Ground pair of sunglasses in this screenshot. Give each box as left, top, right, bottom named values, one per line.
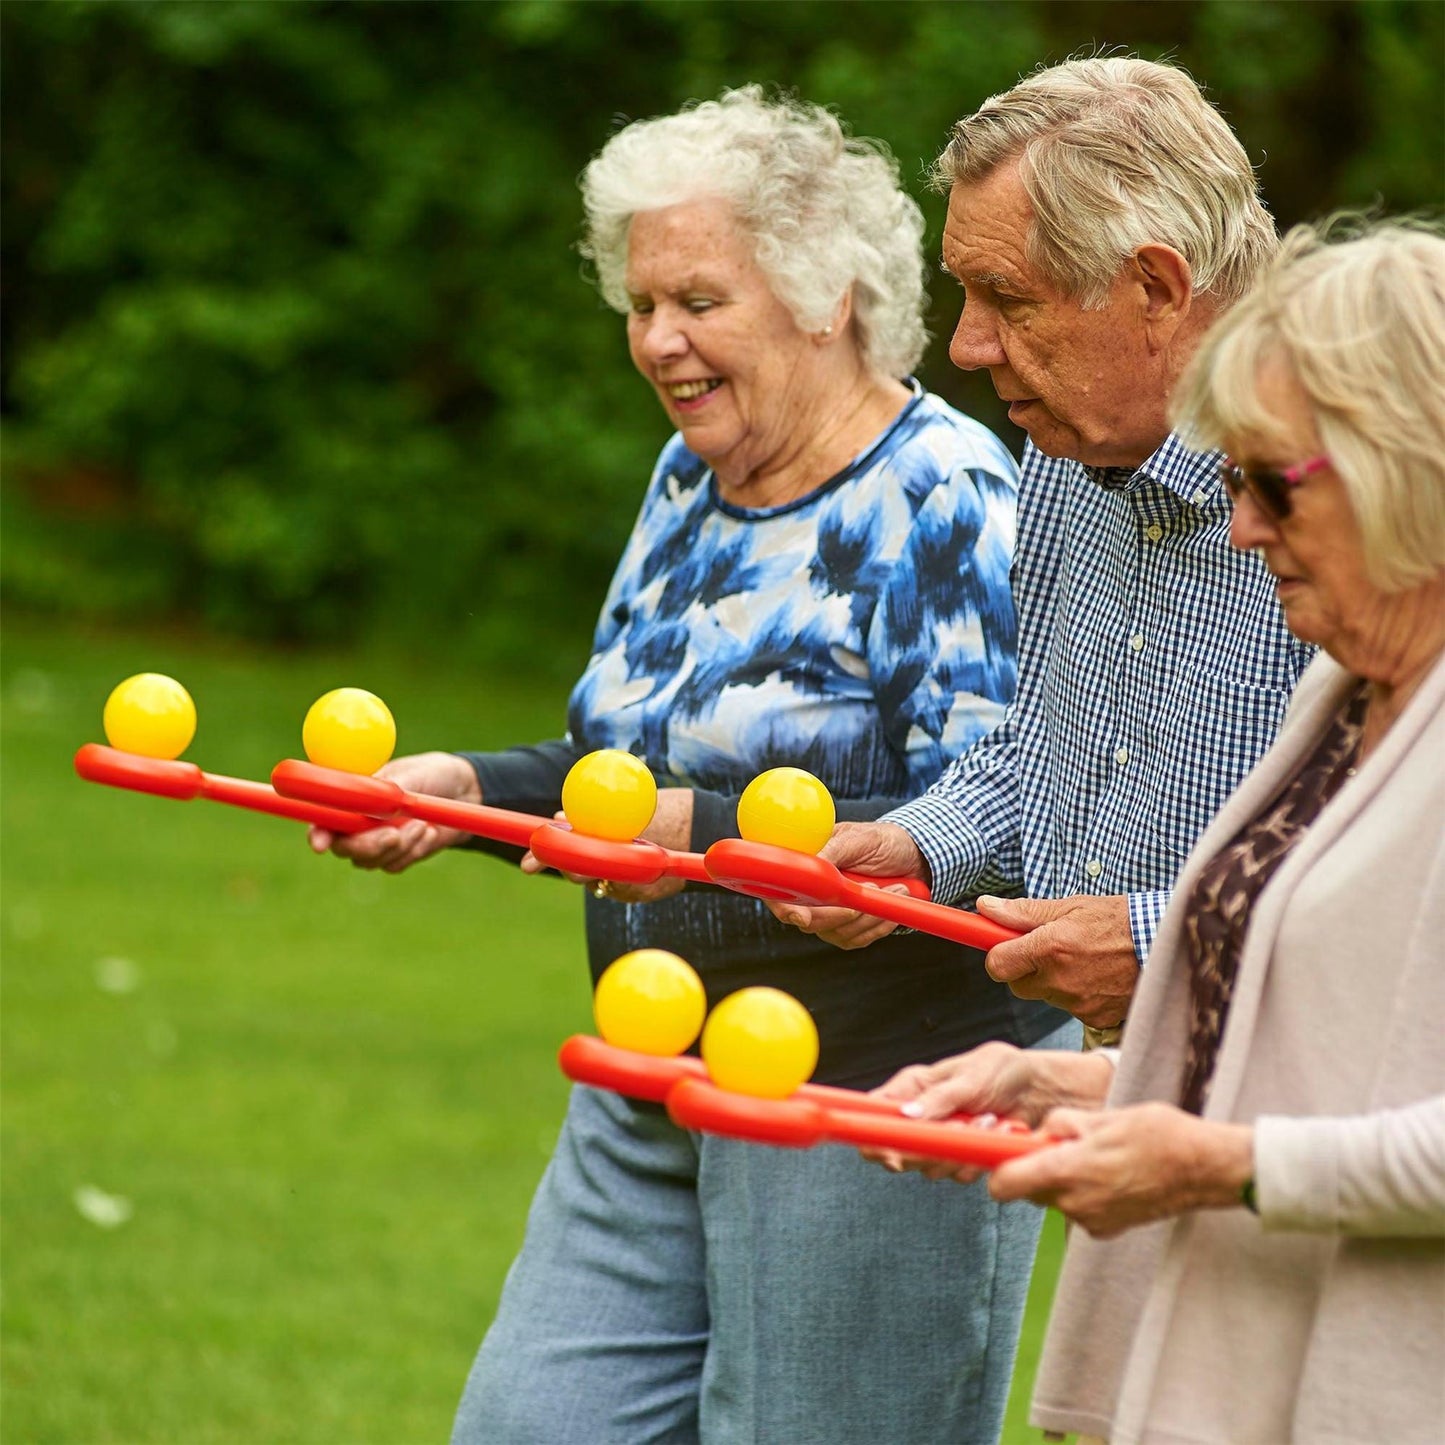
left=1219, top=455, right=1329, bottom=520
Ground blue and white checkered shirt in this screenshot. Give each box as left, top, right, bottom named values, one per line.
left=886, top=432, right=1314, bottom=964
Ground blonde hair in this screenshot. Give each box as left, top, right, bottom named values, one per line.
left=933, top=56, right=1277, bottom=308
left=580, top=86, right=928, bottom=379
left=1173, top=217, right=1445, bottom=591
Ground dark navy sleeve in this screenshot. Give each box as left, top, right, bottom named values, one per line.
left=454, top=739, right=582, bottom=866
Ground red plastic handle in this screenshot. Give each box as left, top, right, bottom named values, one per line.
left=846, top=871, right=930, bottom=900
left=75, top=744, right=376, bottom=834
left=529, top=827, right=927, bottom=900
left=561, top=1034, right=909, bottom=1111
left=527, top=825, right=714, bottom=886
left=665, top=1076, right=1046, bottom=1169
left=268, top=762, right=947, bottom=919
left=703, top=839, right=1017, bottom=951
left=558, top=1035, right=708, bottom=1101
left=554, top=1036, right=1029, bottom=1128
left=270, top=759, right=545, bottom=849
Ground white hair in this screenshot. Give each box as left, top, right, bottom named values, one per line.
left=933, top=56, right=1278, bottom=308
left=1173, top=217, right=1445, bottom=592
left=580, top=86, right=928, bottom=379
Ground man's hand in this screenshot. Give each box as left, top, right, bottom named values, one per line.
left=307, top=751, right=477, bottom=872
left=861, top=1042, right=1114, bottom=1183
left=524, top=787, right=693, bottom=904
left=989, top=1104, right=1256, bottom=1238
left=765, top=822, right=928, bottom=948
left=976, top=894, right=1139, bottom=1029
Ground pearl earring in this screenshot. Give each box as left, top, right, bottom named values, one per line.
left=822, top=325, right=833, bottom=336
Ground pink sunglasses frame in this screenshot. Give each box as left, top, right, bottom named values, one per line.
left=1220, top=454, right=1330, bottom=519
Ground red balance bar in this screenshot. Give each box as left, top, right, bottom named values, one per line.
left=75, top=744, right=375, bottom=834
left=529, top=823, right=927, bottom=898
left=558, top=1033, right=959, bottom=1114
left=703, top=838, right=1018, bottom=952
left=271, top=760, right=930, bottom=903
left=666, top=1077, right=1047, bottom=1170
left=558, top=1035, right=1043, bottom=1171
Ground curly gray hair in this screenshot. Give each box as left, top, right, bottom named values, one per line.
left=934, top=57, right=1278, bottom=309
left=580, top=86, right=928, bottom=379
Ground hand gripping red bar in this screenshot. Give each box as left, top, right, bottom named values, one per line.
left=271, top=759, right=709, bottom=875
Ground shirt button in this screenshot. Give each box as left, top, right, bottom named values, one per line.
left=1129, top=633, right=1145, bottom=652
left=1190, top=488, right=1207, bottom=506
left=1085, top=860, right=1103, bottom=879
left=1145, top=524, right=1163, bottom=542
left=1114, top=747, right=1129, bottom=766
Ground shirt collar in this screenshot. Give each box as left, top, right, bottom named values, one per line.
left=1083, top=431, right=1223, bottom=507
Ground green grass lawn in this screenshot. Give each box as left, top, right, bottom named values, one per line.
left=2, top=615, right=1061, bottom=1443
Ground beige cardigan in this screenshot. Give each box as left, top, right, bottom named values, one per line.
left=1031, top=650, right=1445, bottom=1445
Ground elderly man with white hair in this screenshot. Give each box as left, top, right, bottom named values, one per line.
left=778, top=57, right=1313, bottom=1045
left=878, top=217, right=1445, bottom=1445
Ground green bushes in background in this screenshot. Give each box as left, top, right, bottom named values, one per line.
left=4, top=0, right=1441, bottom=671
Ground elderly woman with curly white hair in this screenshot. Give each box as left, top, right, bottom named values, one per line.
left=309, top=88, right=1074, bottom=1443
left=874, top=219, right=1445, bottom=1444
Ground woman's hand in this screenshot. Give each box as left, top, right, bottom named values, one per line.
left=989, top=1103, right=1255, bottom=1238
left=522, top=787, right=694, bottom=904
left=307, top=751, right=478, bottom=873
left=862, top=1043, right=1115, bottom=1182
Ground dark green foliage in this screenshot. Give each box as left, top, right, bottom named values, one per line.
left=4, top=1, right=1442, bottom=670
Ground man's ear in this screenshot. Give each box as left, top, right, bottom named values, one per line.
left=1132, top=244, right=1193, bottom=349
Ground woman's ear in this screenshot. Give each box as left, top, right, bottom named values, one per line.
left=818, top=286, right=854, bottom=342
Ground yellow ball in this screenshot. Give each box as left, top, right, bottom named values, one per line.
left=736, top=767, right=836, bottom=854
left=594, top=950, right=707, bottom=1056
left=562, top=749, right=657, bottom=841
left=302, top=688, right=397, bottom=775
left=103, top=673, right=197, bottom=760
left=701, top=987, right=819, bottom=1099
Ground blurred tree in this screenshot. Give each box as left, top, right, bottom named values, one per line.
left=3, top=0, right=1441, bottom=673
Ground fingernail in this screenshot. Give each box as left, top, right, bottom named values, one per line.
left=782, top=911, right=805, bottom=928
left=977, top=894, right=1000, bottom=906
left=901, top=1101, right=923, bottom=1118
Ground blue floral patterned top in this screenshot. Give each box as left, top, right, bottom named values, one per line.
left=568, top=384, right=1019, bottom=801
left=468, top=384, right=1068, bottom=1086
